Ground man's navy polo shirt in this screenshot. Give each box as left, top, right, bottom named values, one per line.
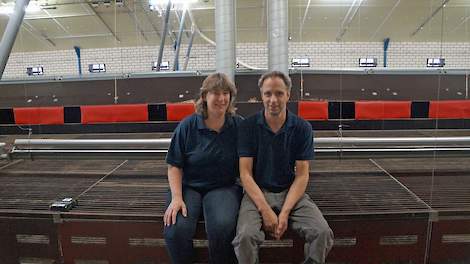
left=238, top=110, right=314, bottom=192
left=166, top=113, right=242, bottom=192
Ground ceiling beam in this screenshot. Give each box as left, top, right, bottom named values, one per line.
left=299, top=0, right=312, bottom=37
left=122, top=1, right=148, bottom=42
left=22, top=21, right=56, bottom=48
left=42, top=8, right=73, bottom=36
left=24, top=13, right=93, bottom=20
left=410, top=0, right=450, bottom=37
left=368, top=0, right=401, bottom=41
left=335, top=0, right=364, bottom=41
left=141, top=7, right=162, bottom=39
left=85, top=2, right=121, bottom=43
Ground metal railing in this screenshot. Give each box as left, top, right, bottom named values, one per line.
left=10, top=137, right=470, bottom=159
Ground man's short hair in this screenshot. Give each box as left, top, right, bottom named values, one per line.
left=258, top=71, right=292, bottom=92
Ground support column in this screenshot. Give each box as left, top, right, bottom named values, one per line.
left=215, top=0, right=236, bottom=81
left=156, top=0, right=172, bottom=71
left=173, top=9, right=186, bottom=71
left=268, top=0, right=288, bottom=74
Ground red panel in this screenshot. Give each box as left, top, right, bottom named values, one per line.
left=59, top=221, right=170, bottom=264
left=355, top=101, right=411, bottom=120
left=298, top=101, right=329, bottom=120
left=81, top=104, right=148, bottom=124
left=429, top=100, right=470, bottom=119
left=0, top=218, right=60, bottom=263
left=13, top=107, right=64, bottom=125
left=166, top=103, right=195, bottom=121
left=327, top=219, right=427, bottom=264
left=429, top=219, right=470, bottom=263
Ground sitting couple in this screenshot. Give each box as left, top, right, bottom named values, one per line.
left=163, top=71, right=334, bottom=264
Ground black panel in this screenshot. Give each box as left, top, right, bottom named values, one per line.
left=64, top=106, right=81, bottom=123
left=236, top=102, right=298, bottom=119
left=0, top=109, right=14, bottom=124
left=411, top=101, right=429, bottom=118
left=0, top=122, right=179, bottom=135
left=0, top=74, right=465, bottom=108
left=301, top=74, right=465, bottom=101
left=309, top=119, right=468, bottom=130
left=328, top=102, right=355, bottom=119
left=149, top=104, right=167, bottom=121
left=236, top=102, right=263, bottom=118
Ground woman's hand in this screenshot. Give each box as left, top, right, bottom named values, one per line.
left=163, top=198, right=187, bottom=226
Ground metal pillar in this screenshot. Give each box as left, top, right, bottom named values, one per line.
left=215, top=0, right=236, bottom=81
left=267, top=0, right=288, bottom=74
left=173, top=9, right=186, bottom=71
left=183, top=25, right=196, bottom=71
left=156, top=0, right=172, bottom=71
left=0, top=0, right=31, bottom=79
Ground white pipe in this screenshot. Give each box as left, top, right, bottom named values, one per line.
left=14, top=139, right=171, bottom=148
left=268, top=0, right=289, bottom=74
left=13, top=137, right=470, bottom=148
left=215, top=0, right=236, bottom=80
left=316, top=137, right=470, bottom=145
left=186, top=9, right=262, bottom=71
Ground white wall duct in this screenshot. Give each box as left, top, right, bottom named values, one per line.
left=215, top=0, right=236, bottom=80
left=268, top=0, right=288, bottom=74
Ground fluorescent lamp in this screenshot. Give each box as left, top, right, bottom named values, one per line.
left=149, top=0, right=197, bottom=10
left=88, top=64, right=106, bottom=73
left=359, top=58, right=377, bottom=67
left=426, top=58, right=445, bottom=67
left=26, top=66, right=44, bottom=76
left=291, top=58, right=310, bottom=67
left=153, top=61, right=169, bottom=71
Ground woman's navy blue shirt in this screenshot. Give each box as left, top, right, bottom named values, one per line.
left=166, top=113, right=242, bottom=192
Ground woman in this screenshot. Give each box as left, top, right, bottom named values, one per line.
left=163, top=73, right=242, bottom=264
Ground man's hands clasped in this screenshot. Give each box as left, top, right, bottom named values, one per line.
left=261, top=208, right=289, bottom=240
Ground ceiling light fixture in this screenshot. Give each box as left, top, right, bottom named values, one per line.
left=149, top=0, right=197, bottom=11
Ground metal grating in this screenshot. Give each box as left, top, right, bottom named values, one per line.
left=71, top=174, right=168, bottom=215
left=71, top=236, right=107, bottom=245
left=1, top=159, right=125, bottom=175
left=16, top=234, right=50, bottom=244
left=0, top=160, right=126, bottom=212
left=19, top=258, right=55, bottom=264
left=308, top=172, right=431, bottom=216
left=396, top=175, right=470, bottom=211
left=442, top=234, right=470, bottom=244
left=128, top=238, right=165, bottom=247
left=379, top=235, right=418, bottom=245
left=0, top=151, right=468, bottom=217
left=333, top=237, right=357, bottom=247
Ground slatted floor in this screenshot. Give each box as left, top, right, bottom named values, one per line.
left=1, top=157, right=469, bottom=216
left=1, top=131, right=470, bottom=263
left=373, top=157, right=470, bottom=214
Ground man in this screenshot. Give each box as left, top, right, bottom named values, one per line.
left=232, top=71, right=334, bottom=264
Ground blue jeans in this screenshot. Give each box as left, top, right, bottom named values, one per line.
left=164, top=184, right=242, bottom=264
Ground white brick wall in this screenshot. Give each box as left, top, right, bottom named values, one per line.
left=3, top=41, right=470, bottom=79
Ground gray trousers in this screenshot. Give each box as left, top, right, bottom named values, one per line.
left=232, top=190, right=334, bottom=264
